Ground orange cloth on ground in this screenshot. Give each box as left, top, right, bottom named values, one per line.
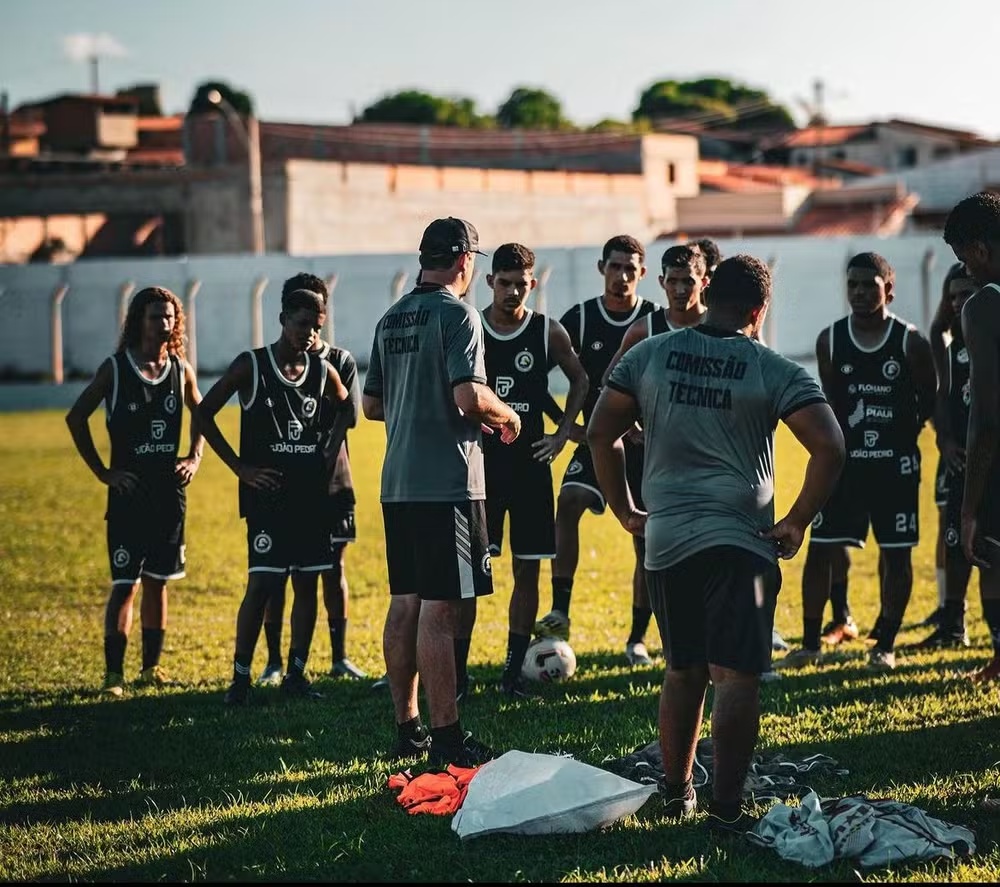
left=387, top=765, right=481, bottom=815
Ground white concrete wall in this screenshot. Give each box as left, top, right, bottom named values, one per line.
left=0, top=232, right=959, bottom=382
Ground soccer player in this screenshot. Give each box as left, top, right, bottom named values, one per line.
left=910, top=263, right=977, bottom=649
left=197, top=288, right=350, bottom=705
left=781, top=252, right=936, bottom=671
left=943, top=191, right=1000, bottom=683
left=589, top=254, right=844, bottom=830
left=534, top=234, right=657, bottom=666
left=480, top=243, right=589, bottom=698
left=363, top=217, right=521, bottom=766
left=692, top=238, right=722, bottom=280
left=257, top=272, right=367, bottom=685
left=66, top=286, right=204, bottom=697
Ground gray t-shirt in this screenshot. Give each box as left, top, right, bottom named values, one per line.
left=364, top=285, right=487, bottom=502
left=606, top=325, right=826, bottom=570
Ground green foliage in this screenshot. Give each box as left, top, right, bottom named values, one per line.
left=496, top=87, right=570, bottom=130
left=188, top=80, right=254, bottom=116
left=0, top=410, right=998, bottom=881
left=357, top=90, right=494, bottom=128
left=633, top=77, right=795, bottom=131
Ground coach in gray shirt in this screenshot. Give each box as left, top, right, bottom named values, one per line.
left=588, top=254, right=844, bottom=831
left=363, top=217, right=520, bottom=768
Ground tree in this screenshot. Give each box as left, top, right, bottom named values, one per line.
left=356, top=90, right=492, bottom=128
left=496, top=87, right=569, bottom=130
left=188, top=81, right=254, bottom=116
left=633, top=77, right=794, bottom=132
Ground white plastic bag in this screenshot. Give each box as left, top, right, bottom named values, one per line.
left=451, top=750, right=657, bottom=840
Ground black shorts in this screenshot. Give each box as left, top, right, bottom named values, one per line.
left=485, top=454, right=555, bottom=559
left=382, top=500, right=494, bottom=602
left=558, top=442, right=645, bottom=513
left=647, top=546, right=781, bottom=675
left=935, top=458, right=951, bottom=508
left=246, top=510, right=332, bottom=575
left=976, top=463, right=1000, bottom=553
left=328, top=488, right=356, bottom=545
left=106, top=485, right=186, bottom=585
left=809, top=454, right=921, bottom=549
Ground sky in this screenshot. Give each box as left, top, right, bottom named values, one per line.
left=3, top=0, right=999, bottom=137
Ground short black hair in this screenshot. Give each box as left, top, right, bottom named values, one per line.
left=707, top=254, right=771, bottom=312
left=492, top=242, right=536, bottom=274
left=944, top=191, right=1000, bottom=247
left=281, top=288, right=325, bottom=314
left=661, top=244, right=707, bottom=277
left=282, top=272, right=328, bottom=302
left=847, top=252, right=894, bottom=286
left=692, top=238, right=722, bottom=269
left=601, top=234, right=645, bottom=264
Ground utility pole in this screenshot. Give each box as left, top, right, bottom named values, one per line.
left=90, top=53, right=100, bottom=93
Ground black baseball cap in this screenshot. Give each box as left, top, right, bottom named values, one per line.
left=419, top=217, right=487, bottom=257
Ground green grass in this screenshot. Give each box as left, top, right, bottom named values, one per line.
left=0, top=407, right=998, bottom=882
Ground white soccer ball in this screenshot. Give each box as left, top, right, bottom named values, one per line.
left=522, top=636, right=577, bottom=683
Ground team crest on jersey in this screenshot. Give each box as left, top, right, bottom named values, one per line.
left=946, top=527, right=960, bottom=547
left=882, top=359, right=901, bottom=380
left=957, top=348, right=969, bottom=364
left=163, top=394, right=178, bottom=415
left=566, top=460, right=583, bottom=476
left=301, top=396, right=318, bottom=418
left=811, top=513, right=823, bottom=530
left=515, top=350, right=535, bottom=372
left=495, top=376, right=515, bottom=398
left=480, top=552, right=492, bottom=576
left=591, top=341, right=604, bottom=351
left=113, top=547, right=130, bottom=568
left=253, top=532, right=273, bottom=554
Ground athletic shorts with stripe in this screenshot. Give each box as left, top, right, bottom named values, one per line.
left=382, top=500, right=494, bottom=601
left=246, top=509, right=333, bottom=575
left=647, top=545, right=781, bottom=675
left=106, top=484, right=186, bottom=585
left=558, top=441, right=645, bottom=513
left=485, top=453, right=555, bottom=559
left=809, top=454, right=920, bottom=548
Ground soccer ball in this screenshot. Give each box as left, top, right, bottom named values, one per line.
left=522, top=636, right=577, bottom=683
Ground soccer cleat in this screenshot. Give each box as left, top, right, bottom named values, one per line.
left=771, top=629, right=790, bottom=652
left=969, top=657, right=1000, bottom=684
left=428, top=731, right=496, bottom=769
left=867, top=648, right=896, bottom=672
left=919, top=606, right=944, bottom=628
left=101, top=672, right=125, bottom=698
left=135, top=664, right=171, bottom=688
left=776, top=647, right=821, bottom=670
left=625, top=641, right=654, bottom=667
left=371, top=673, right=390, bottom=691
left=224, top=679, right=251, bottom=706
left=498, top=675, right=538, bottom=699
left=281, top=671, right=323, bottom=699
left=330, top=658, right=367, bottom=680
left=660, top=784, right=697, bottom=820
left=533, top=609, right=571, bottom=641
left=257, top=663, right=283, bottom=687
left=386, top=730, right=432, bottom=762
left=906, top=626, right=970, bottom=650
left=706, top=809, right=758, bottom=836
left=821, top=617, right=860, bottom=646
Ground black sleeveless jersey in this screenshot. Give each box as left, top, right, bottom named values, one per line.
left=647, top=310, right=703, bottom=337
left=482, top=309, right=550, bottom=458
left=314, top=340, right=357, bottom=496
left=826, top=315, right=920, bottom=462
left=946, top=331, right=971, bottom=448
left=559, top=296, right=655, bottom=421
left=105, top=350, right=183, bottom=479
left=238, top=346, right=329, bottom=517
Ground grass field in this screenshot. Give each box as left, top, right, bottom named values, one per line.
left=0, top=406, right=998, bottom=882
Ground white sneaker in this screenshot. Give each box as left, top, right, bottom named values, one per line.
left=760, top=670, right=782, bottom=683
left=771, top=628, right=790, bottom=652
left=625, top=641, right=654, bottom=666
left=257, top=663, right=283, bottom=686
